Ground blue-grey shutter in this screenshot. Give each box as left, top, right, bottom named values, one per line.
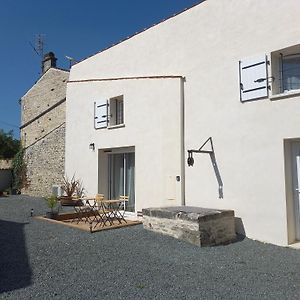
left=94, top=100, right=108, bottom=129
left=239, top=55, right=268, bottom=102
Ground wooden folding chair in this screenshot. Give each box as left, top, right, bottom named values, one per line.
left=117, top=195, right=129, bottom=223
left=94, top=194, right=113, bottom=227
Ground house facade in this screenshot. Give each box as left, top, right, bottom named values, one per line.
left=65, top=0, right=300, bottom=246
left=20, top=53, right=69, bottom=196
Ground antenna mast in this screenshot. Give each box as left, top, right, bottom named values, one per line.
left=35, top=34, right=46, bottom=74
left=35, top=34, right=45, bottom=58
left=29, top=34, right=47, bottom=75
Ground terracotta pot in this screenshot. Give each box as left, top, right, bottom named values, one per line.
left=46, top=211, right=59, bottom=219
left=59, top=196, right=82, bottom=206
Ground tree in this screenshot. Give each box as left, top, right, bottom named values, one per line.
left=0, top=129, right=20, bottom=159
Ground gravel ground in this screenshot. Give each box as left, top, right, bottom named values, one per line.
left=0, top=195, right=300, bottom=300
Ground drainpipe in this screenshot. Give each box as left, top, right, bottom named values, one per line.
left=180, top=77, right=186, bottom=206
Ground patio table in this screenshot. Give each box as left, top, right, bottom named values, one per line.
left=72, top=197, right=128, bottom=229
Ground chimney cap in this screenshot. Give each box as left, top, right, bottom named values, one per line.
left=42, top=51, right=57, bottom=73
left=43, top=52, right=56, bottom=61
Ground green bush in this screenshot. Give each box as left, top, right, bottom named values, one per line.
left=12, top=148, right=28, bottom=190
left=44, top=195, right=58, bottom=213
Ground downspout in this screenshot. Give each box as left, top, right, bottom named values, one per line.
left=180, top=77, right=186, bottom=206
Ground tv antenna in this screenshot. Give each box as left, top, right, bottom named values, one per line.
left=29, top=34, right=46, bottom=74
left=35, top=34, right=45, bottom=58
left=29, top=34, right=46, bottom=58
left=65, top=55, right=78, bottom=69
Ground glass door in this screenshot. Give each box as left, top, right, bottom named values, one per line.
left=108, top=152, right=135, bottom=212
left=292, top=142, right=300, bottom=240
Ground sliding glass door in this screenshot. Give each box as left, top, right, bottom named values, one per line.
left=108, top=152, right=135, bottom=212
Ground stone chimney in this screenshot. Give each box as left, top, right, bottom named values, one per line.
left=42, top=52, right=57, bottom=74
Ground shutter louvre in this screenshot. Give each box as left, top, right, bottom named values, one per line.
left=94, top=100, right=108, bottom=129
left=239, top=55, right=268, bottom=102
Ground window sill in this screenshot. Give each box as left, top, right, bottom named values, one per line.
left=270, top=89, right=300, bottom=101
left=108, top=124, right=125, bottom=130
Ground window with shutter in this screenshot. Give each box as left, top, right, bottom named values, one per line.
left=270, top=44, right=300, bottom=96
left=109, top=96, right=124, bottom=126
left=94, top=99, right=108, bottom=129
left=239, top=55, right=268, bottom=102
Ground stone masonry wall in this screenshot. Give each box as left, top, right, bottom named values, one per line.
left=20, top=67, right=69, bottom=197
left=23, top=124, right=65, bottom=197
left=143, top=215, right=236, bottom=246
left=21, top=102, right=66, bottom=148
left=21, top=69, right=69, bottom=124
left=143, top=207, right=236, bottom=246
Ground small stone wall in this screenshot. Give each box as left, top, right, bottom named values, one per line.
left=0, top=159, right=12, bottom=170
left=143, top=206, right=236, bottom=247
left=0, top=160, right=13, bottom=191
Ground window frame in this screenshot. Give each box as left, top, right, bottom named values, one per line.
left=108, top=95, right=125, bottom=129
left=270, top=44, right=300, bottom=99
left=280, top=53, right=300, bottom=93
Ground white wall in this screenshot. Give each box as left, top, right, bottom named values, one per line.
left=65, top=79, right=183, bottom=212
left=67, top=0, right=300, bottom=245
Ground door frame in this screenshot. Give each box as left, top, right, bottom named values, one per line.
left=107, top=148, right=135, bottom=213
left=284, top=139, right=300, bottom=243
left=291, top=142, right=300, bottom=240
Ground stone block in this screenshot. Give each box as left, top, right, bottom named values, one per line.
left=143, top=206, right=236, bottom=247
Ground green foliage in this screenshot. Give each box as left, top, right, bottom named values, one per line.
left=0, top=129, right=20, bottom=159
left=12, top=148, right=28, bottom=190
left=44, top=195, right=58, bottom=212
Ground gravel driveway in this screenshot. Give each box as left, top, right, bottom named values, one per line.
left=0, top=195, right=300, bottom=299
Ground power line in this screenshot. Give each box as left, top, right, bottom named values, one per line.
left=0, top=120, right=19, bottom=129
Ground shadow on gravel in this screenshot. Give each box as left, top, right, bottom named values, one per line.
left=0, top=219, right=32, bottom=293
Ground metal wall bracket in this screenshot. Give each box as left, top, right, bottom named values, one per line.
left=187, top=137, right=224, bottom=199
left=187, top=137, right=214, bottom=166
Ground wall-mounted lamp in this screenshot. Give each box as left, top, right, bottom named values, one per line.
left=187, top=137, right=214, bottom=167
left=89, top=143, right=95, bottom=151
left=187, top=152, right=194, bottom=166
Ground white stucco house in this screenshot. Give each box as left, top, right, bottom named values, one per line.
left=65, top=0, right=300, bottom=246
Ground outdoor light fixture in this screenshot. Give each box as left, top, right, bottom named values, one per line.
left=187, top=137, right=214, bottom=167
left=187, top=152, right=194, bottom=166
left=89, top=143, right=95, bottom=151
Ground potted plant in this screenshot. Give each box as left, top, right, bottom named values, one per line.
left=60, top=174, right=80, bottom=206
left=45, top=195, right=59, bottom=219
left=75, top=179, right=85, bottom=198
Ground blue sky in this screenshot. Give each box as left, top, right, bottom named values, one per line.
left=0, top=0, right=200, bottom=138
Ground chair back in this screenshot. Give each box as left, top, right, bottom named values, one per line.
left=95, top=194, right=104, bottom=202
left=119, top=195, right=129, bottom=201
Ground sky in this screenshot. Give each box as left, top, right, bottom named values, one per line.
left=0, top=0, right=201, bottom=138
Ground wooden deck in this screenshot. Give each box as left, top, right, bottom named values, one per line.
left=35, top=211, right=142, bottom=233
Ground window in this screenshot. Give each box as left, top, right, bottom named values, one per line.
left=271, top=44, right=300, bottom=96
left=109, top=96, right=124, bottom=126
left=239, top=45, right=300, bottom=100
left=94, top=95, right=124, bottom=129
left=281, top=54, right=300, bottom=92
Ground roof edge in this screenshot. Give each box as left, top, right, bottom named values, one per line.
left=68, top=75, right=185, bottom=84
left=21, top=67, right=69, bottom=100
left=75, top=0, right=205, bottom=66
